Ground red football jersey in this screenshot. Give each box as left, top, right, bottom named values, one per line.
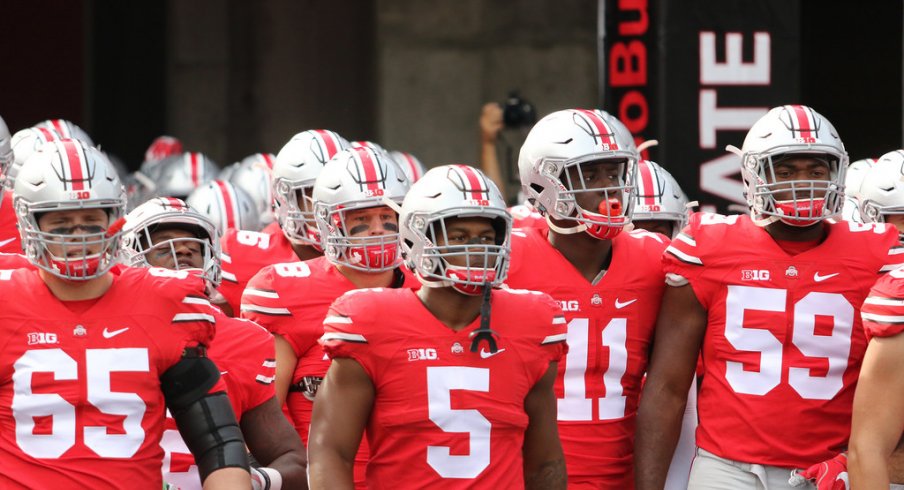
left=0, top=267, right=217, bottom=489
left=0, top=252, right=31, bottom=269
left=218, top=228, right=298, bottom=315
left=0, top=190, right=22, bottom=254
left=509, top=204, right=547, bottom=230
left=261, top=221, right=282, bottom=237
left=862, top=267, right=904, bottom=340
left=320, top=287, right=568, bottom=489
left=241, top=256, right=419, bottom=487
left=162, top=312, right=276, bottom=490
left=505, top=226, right=668, bottom=486
left=664, top=212, right=904, bottom=468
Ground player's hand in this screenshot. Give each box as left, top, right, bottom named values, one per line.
left=788, top=453, right=849, bottom=490
left=480, top=103, right=504, bottom=143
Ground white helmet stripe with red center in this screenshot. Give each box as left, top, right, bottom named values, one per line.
left=188, top=152, right=201, bottom=187
left=50, top=119, right=69, bottom=138
left=35, top=127, right=59, bottom=144
left=214, top=180, right=238, bottom=229
left=58, top=140, right=92, bottom=192
left=636, top=160, right=660, bottom=206
left=574, top=109, right=618, bottom=149
left=785, top=104, right=817, bottom=140
left=314, top=130, right=343, bottom=161
left=449, top=164, right=489, bottom=201
left=351, top=147, right=385, bottom=194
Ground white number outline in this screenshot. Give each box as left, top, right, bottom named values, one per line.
left=558, top=317, right=629, bottom=421
left=12, top=348, right=150, bottom=458
left=426, top=366, right=491, bottom=478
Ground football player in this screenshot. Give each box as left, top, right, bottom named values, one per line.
left=308, top=164, right=567, bottom=489
left=636, top=105, right=904, bottom=490
left=632, top=160, right=690, bottom=239
left=217, top=130, right=349, bottom=315
left=0, top=139, right=249, bottom=488
left=841, top=157, right=876, bottom=223
left=850, top=267, right=904, bottom=489
left=504, top=109, right=687, bottom=488
left=0, top=115, right=18, bottom=253
left=121, top=197, right=306, bottom=490
left=857, top=150, right=904, bottom=242
left=187, top=180, right=262, bottom=234
left=240, top=146, right=418, bottom=488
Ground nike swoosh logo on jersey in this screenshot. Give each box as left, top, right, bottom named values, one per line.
left=480, top=348, right=506, bottom=359
left=813, top=272, right=840, bottom=282
left=614, top=298, right=637, bottom=309
left=0, top=237, right=15, bottom=248
left=102, top=327, right=129, bottom=339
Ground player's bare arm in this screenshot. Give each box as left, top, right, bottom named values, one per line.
left=308, top=357, right=375, bottom=490
left=273, top=334, right=298, bottom=406
left=635, top=283, right=706, bottom=490
left=240, top=396, right=308, bottom=490
left=523, top=363, right=567, bottom=490
left=849, top=334, right=904, bottom=489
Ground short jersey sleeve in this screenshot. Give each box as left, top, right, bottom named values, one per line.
left=532, top=291, right=569, bottom=364
left=862, top=268, right=904, bottom=339
left=218, top=316, right=277, bottom=413
left=320, top=291, right=380, bottom=379
left=239, top=265, right=305, bottom=355
left=141, top=268, right=217, bottom=352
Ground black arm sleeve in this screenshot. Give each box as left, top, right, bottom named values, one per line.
left=161, top=354, right=250, bottom=481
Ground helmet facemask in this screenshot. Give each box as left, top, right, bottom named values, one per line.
left=274, top=178, right=322, bottom=249
left=124, top=219, right=221, bottom=287
left=317, top=202, right=403, bottom=273
left=21, top=205, right=123, bottom=281
left=539, top=155, right=637, bottom=239
left=861, top=203, right=904, bottom=243
left=744, top=152, right=846, bottom=227
left=406, top=211, right=511, bottom=296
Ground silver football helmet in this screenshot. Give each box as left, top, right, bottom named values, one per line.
left=6, top=126, right=62, bottom=188
left=735, top=105, right=847, bottom=227
left=518, top=108, right=638, bottom=239
left=632, top=160, right=689, bottom=238
left=313, top=146, right=410, bottom=272
left=34, top=119, right=95, bottom=147
left=0, top=115, right=12, bottom=185
left=391, top=150, right=427, bottom=183
left=841, top=157, right=876, bottom=223
left=273, top=129, right=350, bottom=246
left=400, top=165, right=510, bottom=295
left=228, top=153, right=276, bottom=227
left=145, top=152, right=220, bottom=200
left=187, top=180, right=261, bottom=234
left=121, top=197, right=221, bottom=287
left=858, top=150, right=904, bottom=240
left=14, top=139, right=125, bottom=280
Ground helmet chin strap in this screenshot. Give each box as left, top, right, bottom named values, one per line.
left=469, top=281, right=499, bottom=354
left=546, top=216, right=587, bottom=235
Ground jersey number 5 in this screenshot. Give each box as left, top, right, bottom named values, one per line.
left=426, top=366, right=490, bottom=479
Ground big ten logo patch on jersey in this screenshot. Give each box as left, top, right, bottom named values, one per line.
left=408, top=348, right=438, bottom=361
left=27, top=332, right=59, bottom=345
left=742, top=269, right=771, bottom=281
left=559, top=299, right=581, bottom=312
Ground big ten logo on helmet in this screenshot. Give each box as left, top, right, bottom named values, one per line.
left=741, top=269, right=770, bottom=281
left=364, top=188, right=384, bottom=197
left=408, top=348, right=438, bottom=361
left=558, top=299, right=581, bottom=312
left=70, top=190, right=92, bottom=200
left=464, top=199, right=490, bottom=207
